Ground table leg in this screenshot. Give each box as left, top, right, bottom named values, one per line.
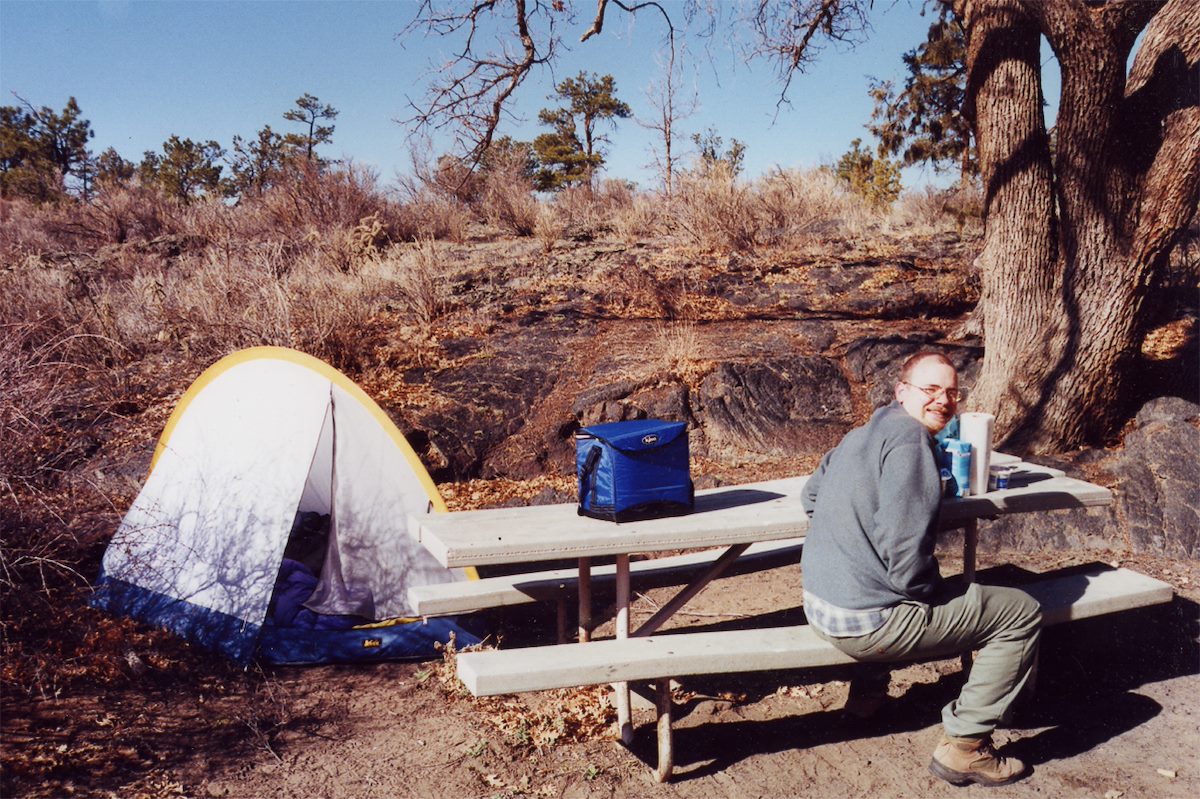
left=963, top=518, right=978, bottom=583
left=614, top=554, right=633, bottom=745
left=654, top=677, right=674, bottom=782
left=556, top=596, right=568, bottom=644
left=961, top=518, right=978, bottom=673
left=578, top=557, right=592, bottom=643
left=634, top=543, right=751, bottom=637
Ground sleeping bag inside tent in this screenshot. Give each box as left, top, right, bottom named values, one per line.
left=90, top=347, right=483, bottom=664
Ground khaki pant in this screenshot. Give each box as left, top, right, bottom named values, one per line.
left=814, top=582, right=1042, bottom=738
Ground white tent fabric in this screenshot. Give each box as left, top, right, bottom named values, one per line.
left=99, top=347, right=464, bottom=654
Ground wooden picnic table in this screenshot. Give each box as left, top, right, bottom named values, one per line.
left=410, top=454, right=1114, bottom=748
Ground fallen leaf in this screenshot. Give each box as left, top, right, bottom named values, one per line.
left=1104, top=790, right=1124, bottom=799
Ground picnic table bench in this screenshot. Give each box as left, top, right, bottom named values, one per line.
left=409, top=537, right=806, bottom=641
left=455, top=565, right=1171, bottom=780
left=411, top=457, right=1174, bottom=781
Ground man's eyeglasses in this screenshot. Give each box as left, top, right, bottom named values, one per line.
left=904, top=382, right=964, bottom=402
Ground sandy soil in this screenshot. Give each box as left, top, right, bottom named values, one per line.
left=6, top=548, right=1196, bottom=799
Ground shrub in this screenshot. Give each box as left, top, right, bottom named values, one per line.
left=0, top=323, right=76, bottom=491
left=479, top=168, right=538, bottom=237
left=755, top=168, right=873, bottom=244
left=0, top=320, right=122, bottom=649
left=159, top=245, right=376, bottom=364
left=612, top=192, right=662, bottom=244
left=888, top=183, right=984, bottom=235
left=533, top=204, right=567, bottom=254
left=248, top=160, right=397, bottom=239
left=550, top=180, right=636, bottom=241
left=671, top=162, right=759, bottom=251
left=382, top=238, right=447, bottom=326
left=552, top=185, right=607, bottom=241
left=0, top=198, right=60, bottom=260
left=1, top=190, right=188, bottom=257
left=399, top=191, right=474, bottom=243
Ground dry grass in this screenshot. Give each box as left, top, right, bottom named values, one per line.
left=671, top=163, right=759, bottom=251
left=478, top=155, right=539, bottom=237
left=653, top=320, right=710, bottom=385
left=383, top=237, right=447, bottom=326
left=612, top=192, right=662, bottom=244
left=888, top=184, right=984, bottom=235
left=668, top=165, right=888, bottom=252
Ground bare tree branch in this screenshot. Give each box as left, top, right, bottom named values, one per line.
left=399, top=0, right=562, bottom=165
left=581, top=0, right=676, bottom=42
left=746, top=0, right=873, bottom=110
left=400, top=0, right=684, bottom=168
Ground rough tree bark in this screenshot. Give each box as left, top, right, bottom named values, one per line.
left=960, top=0, right=1199, bottom=451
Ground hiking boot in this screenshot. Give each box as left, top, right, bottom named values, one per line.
left=929, top=735, right=1028, bottom=787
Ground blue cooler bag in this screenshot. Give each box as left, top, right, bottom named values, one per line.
left=575, top=419, right=694, bottom=522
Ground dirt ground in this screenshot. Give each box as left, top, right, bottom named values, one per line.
left=5, top=546, right=1197, bottom=799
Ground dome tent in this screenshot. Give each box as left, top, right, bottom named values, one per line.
left=91, top=347, right=480, bottom=664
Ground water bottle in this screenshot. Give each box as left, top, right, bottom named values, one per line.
left=941, top=438, right=972, bottom=497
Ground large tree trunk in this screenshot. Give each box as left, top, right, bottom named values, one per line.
left=962, top=0, right=1199, bottom=452
left=959, top=0, right=1061, bottom=446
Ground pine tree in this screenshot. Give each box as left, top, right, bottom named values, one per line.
left=0, top=97, right=94, bottom=201
left=533, top=72, right=631, bottom=191
left=228, top=125, right=290, bottom=198
left=138, top=136, right=225, bottom=202
left=282, top=93, right=338, bottom=163
left=834, top=138, right=902, bottom=208
left=867, top=8, right=974, bottom=185
left=94, top=147, right=135, bottom=189
left=690, top=127, right=746, bottom=177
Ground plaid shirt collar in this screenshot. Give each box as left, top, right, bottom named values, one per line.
left=803, top=590, right=892, bottom=638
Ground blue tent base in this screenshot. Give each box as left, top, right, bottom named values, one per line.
left=256, top=616, right=483, bottom=666
left=92, top=571, right=486, bottom=666
left=91, top=574, right=263, bottom=663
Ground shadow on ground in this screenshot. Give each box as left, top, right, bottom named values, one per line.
left=622, top=596, right=1197, bottom=781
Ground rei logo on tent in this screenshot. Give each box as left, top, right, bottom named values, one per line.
left=641, top=434, right=659, bottom=446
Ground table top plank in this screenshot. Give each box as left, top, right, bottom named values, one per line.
left=413, top=477, right=807, bottom=567
left=412, top=461, right=1111, bottom=568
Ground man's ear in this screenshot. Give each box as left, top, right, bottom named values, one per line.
left=894, top=382, right=905, bottom=402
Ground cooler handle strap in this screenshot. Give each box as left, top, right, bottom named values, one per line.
left=578, top=445, right=602, bottom=507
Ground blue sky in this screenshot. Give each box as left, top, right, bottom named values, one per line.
left=1, top=0, right=1033, bottom=191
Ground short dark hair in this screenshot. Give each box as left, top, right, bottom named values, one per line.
left=898, top=350, right=955, bottom=383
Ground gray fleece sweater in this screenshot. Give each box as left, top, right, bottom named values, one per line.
left=800, top=401, right=944, bottom=610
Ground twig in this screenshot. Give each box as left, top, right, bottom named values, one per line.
left=633, top=591, right=753, bottom=621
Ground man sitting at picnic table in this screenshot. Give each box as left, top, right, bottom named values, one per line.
left=800, top=350, right=1041, bottom=787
